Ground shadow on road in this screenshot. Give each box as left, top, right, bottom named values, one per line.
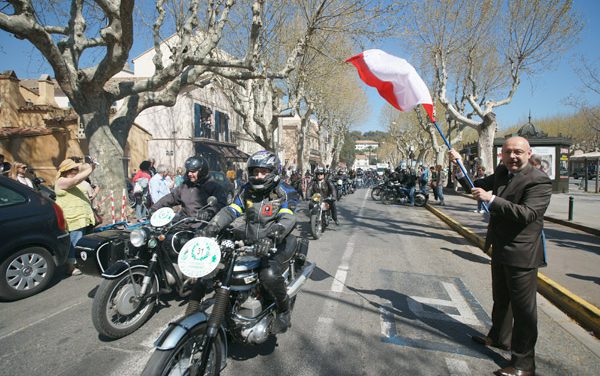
left=439, top=247, right=490, bottom=265
left=566, top=273, right=600, bottom=285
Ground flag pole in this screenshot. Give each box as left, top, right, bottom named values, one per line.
left=428, top=112, right=489, bottom=213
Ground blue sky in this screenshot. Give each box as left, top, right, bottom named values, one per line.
left=356, top=1, right=600, bottom=132
left=1, top=2, right=598, bottom=134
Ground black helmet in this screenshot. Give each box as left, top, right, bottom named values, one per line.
left=247, top=150, right=281, bottom=193
left=314, top=167, right=326, bottom=175
left=184, top=156, right=209, bottom=181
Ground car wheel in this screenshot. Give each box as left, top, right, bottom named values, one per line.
left=0, top=247, right=56, bottom=301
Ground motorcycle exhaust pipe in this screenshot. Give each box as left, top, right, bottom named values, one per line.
left=286, top=261, right=316, bottom=298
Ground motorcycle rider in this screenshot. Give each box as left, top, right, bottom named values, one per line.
left=307, top=166, right=339, bottom=225
left=200, top=150, right=297, bottom=334
left=151, top=156, right=227, bottom=225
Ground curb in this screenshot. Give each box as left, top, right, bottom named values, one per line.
left=458, top=192, right=599, bottom=237
left=425, top=203, right=600, bottom=338
left=543, top=216, right=600, bottom=237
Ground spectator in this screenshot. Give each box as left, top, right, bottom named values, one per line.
left=529, top=154, right=542, bottom=170
left=418, top=165, right=429, bottom=194
left=54, top=158, right=96, bottom=276
left=0, top=154, right=11, bottom=176
left=174, top=167, right=185, bottom=187
left=406, top=167, right=417, bottom=206
left=149, top=158, right=157, bottom=176
left=132, top=160, right=152, bottom=219
left=429, top=166, right=438, bottom=201
left=149, top=165, right=171, bottom=203
left=11, top=162, right=34, bottom=188
left=473, top=166, right=487, bottom=213
left=433, top=164, right=446, bottom=205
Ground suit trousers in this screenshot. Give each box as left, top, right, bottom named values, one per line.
left=488, top=262, right=538, bottom=371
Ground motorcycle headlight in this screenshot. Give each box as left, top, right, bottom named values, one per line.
left=130, top=229, right=148, bottom=247
left=312, top=193, right=321, bottom=202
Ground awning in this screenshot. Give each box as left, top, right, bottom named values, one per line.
left=195, top=142, right=249, bottom=162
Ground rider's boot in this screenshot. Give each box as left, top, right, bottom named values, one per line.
left=272, top=296, right=291, bottom=334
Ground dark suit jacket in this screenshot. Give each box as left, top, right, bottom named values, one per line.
left=459, top=163, right=552, bottom=268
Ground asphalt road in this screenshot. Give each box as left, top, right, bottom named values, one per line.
left=1, top=189, right=599, bottom=376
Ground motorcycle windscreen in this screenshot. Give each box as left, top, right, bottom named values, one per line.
left=178, top=237, right=221, bottom=278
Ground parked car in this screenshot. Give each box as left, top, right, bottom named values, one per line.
left=208, top=170, right=235, bottom=203
left=0, top=176, right=70, bottom=300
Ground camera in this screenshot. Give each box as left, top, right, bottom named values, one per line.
left=85, top=155, right=100, bottom=166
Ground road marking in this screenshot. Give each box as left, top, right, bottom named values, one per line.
left=408, top=282, right=481, bottom=326
left=329, top=189, right=369, bottom=293
left=445, top=358, right=472, bottom=375
left=0, top=300, right=85, bottom=341
left=379, top=302, right=397, bottom=338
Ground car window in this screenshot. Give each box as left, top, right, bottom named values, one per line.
left=0, top=185, right=27, bottom=207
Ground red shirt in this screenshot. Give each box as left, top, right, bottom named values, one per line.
left=132, top=170, right=151, bottom=183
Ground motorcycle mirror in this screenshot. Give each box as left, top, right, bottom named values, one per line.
left=206, top=196, right=217, bottom=207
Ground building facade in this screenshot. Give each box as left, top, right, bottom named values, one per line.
left=0, top=71, right=150, bottom=184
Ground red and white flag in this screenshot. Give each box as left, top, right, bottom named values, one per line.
left=346, top=49, right=435, bottom=122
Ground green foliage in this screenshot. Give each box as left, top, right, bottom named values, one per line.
left=501, top=106, right=600, bottom=151
left=361, top=130, right=388, bottom=142
left=339, top=131, right=357, bottom=166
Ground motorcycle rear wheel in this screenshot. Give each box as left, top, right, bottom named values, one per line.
left=310, top=214, right=322, bottom=240
left=91, top=270, right=157, bottom=339
left=142, top=323, right=221, bottom=376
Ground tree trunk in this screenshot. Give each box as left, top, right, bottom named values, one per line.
left=82, top=110, right=128, bottom=221
left=477, top=112, right=497, bottom=173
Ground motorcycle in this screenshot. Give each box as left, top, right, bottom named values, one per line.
left=335, top=178, right=345, bottom=198
left=141, top=228, right=315, bottom=375
left=90, top=199, right=216, bottom=339
left=370, top=180, right=390, bottom=201
left=309, top=193, right=333, bottom=239
left=382, top=183, right=429, bottom=207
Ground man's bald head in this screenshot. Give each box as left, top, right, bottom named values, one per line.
left=501, top=136, right=532, bottom=173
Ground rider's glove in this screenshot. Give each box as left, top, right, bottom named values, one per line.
left=266, top=223, right=286, bottom=240
left=196, top=223, right=219, bottom=238
left=197, top=210, right=212, bottom=222
left=256, top=238, right=273, bottom=257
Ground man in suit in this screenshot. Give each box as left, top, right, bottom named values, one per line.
left=449, top=136, right=552, bottom=376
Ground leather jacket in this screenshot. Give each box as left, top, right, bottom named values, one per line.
left=307, top=179, right=337, bottom=200
left=151, top=177, right=227, bottom=219
left=208, top=182, right=296, bottom=243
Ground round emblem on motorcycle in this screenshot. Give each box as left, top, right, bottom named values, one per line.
left=150, top=207, right=176, bottom=227
left=80, top=251, right=87, bottom=261
left=178, top=237, right=221, bottom=278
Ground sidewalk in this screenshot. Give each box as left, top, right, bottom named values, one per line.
left=430, top=191, right=600, bottom=310
left=545, top=184, right=599, bottom=231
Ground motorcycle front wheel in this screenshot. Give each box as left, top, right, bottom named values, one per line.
left=142, top=323, right=221, bottom=376
left=414, top=193, right=428, bottom=207
left=371, top=187, right=382, bottom=201
left=91, top=269, right=157, bottom=339
left=382, top=192, right=395, bottom=205
left=310, top=214, right=322, bottom=240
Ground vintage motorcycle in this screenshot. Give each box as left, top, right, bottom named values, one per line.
left=381, top=182, right=429, bottom=207
left=309, top=192, right=333, bottom=239
left=141, top=228, right=315, bottom=376
left=90, top=200, right=216, bottom=339
left=335, top=178, right=346, bottom=198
